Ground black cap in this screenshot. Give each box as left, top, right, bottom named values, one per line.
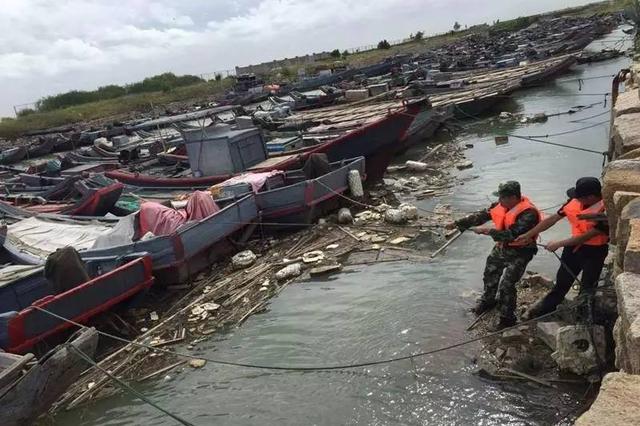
left=493, top=181, right=521, bottom=198
left=566, top=177, right=601, bottom=199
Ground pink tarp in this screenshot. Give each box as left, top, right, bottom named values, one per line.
left=214, top=171, right=283, bottom=193
left=139, top=191, right=219, bottom=237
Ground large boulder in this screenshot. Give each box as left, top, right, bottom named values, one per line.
left=610, top=191, right=640, bottom=244
left=615, top=199, right=640, bottom=272
left=614, top=272, right=640, bottom=373
left=612, top=88, right=640, bottom=118
left=624, top=219, right=640, bottom=274
left=575, top=372, right=640, bottom=425
left=611, top=113, right=640, bottom=158
left=551, top=325, right=606, bottom=375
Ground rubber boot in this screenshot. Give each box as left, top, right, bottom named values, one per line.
left=472, top=298, right=495, bottom=315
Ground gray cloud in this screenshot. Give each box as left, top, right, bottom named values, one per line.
left=1, top=0, right=594, bottom=115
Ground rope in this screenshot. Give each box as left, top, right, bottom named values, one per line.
left=508, top=119, right=609, bottom=139
left=505, top=134, right=607, bottom=156
left=33, top=300, right=579, bottom=373
left=569, top=110, right=611, bottom=123
left=69, top=345, right=195, bottom=426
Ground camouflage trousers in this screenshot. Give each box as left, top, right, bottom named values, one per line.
left=481, top=245, right=535, bottom=322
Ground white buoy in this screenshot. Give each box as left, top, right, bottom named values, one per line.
left=348, top=170, right=364, bottom=198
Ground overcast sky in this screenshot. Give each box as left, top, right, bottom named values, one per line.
left=1, top=0, right=597, bottom=116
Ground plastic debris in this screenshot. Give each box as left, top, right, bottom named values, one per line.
left=302, top=250, right=325, bottom=264
left=275, top=263, right=303, bottom=281
left=232, top=250, right=257, bottom=269
left=384, top=208, right=406, bottom=224
left=348, top=169, right=364, bottom=197
left=456, top=160, right=473, bottom=170
left=189, top=359, right=206, bottom=369
left=399, top=203, right=418, bottom=220
left=337, top=207, right=353, bottom=224
left=405, top=160, right=429, bottom=172
left=150, top=311, right=159, bottom=321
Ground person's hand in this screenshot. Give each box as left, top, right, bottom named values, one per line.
left=444, top=221, right=457, bottom=230
left=514, top=233, right=532, bottom=244
left=544, top=240, right=563, bottom=252
left=470, top=226, right=490, bottom=235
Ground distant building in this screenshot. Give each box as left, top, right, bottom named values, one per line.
left=235, top=52, right=333, bottom=76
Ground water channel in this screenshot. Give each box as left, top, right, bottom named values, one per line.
left=56, top=29, right=632, bottom=426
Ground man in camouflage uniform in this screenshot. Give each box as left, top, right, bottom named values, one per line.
left=446, top=181, right=541, bottom=330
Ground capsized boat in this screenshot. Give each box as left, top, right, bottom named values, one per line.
left=0, top=327, right=98, bottom=426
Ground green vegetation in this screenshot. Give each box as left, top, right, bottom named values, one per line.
left=0, top=78, right=234, bottom=139
left=36, top=72, right=204, bottom=112
left=377, top=40, right=391, bottom=49
left=330, top=49, right=341, bottom=58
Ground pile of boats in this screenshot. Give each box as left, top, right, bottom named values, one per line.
left=0, top=14, right=628, bottom=424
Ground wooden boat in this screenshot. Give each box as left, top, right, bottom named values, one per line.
left=0, top=327, right=98, bottom=426
left=26, top=137, right=57, bottom=159
left=2, top=193, right=258, bottom=285
left=226, top=156, right=365, bottom=225
left=0, top=255, right=152, bottom=353
left=105, top=100, right=421, bottom=187
left=521, top=55, right=577, bottom=87
left=0, top=147, right=28, bottom=165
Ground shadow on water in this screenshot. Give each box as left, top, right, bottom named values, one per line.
left=54, top=29, right=632, bottom=426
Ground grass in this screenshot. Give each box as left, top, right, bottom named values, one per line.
left=0, top=0, right=629, bottom=139
left=0, top=79, right=233, bottom=139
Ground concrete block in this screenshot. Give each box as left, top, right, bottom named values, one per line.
left=575, top=372, right=640, bottom=426
left=536, top=321, right=563, bottom=350
left=614, top=272, right=640, bottom=373
left=611, top=191, right=640, bottom=244
left=611, top=113, right=640, bottom=158
left=624, top=219, right=640, bottom=274
left=613, top=88, right=640, bottom=117
left=551, top=325, right=606, bottom=375
left=616, top=199, right=640, bottom=271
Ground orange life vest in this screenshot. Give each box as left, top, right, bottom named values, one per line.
left=489, top=196, right=541, bottom=247
left=562, top=199, right=609, bottom=246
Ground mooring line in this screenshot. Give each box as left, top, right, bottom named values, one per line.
left=69, top=345, right=195, bottom=426
left=33, top=300, right=579, bottom=373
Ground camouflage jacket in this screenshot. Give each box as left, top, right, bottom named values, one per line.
left=454, top=203, right=539, bottom=250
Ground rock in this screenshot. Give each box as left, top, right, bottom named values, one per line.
left=536, top=321, right=562, bottom=350
left=614, top=272, right=640, bottom=373
left=390, top=236, right=410, bottom=245
left=603, top=161, right=640, bottom=234
left=455, top=160, right=473, bottom=170
left=551, top=325, right=606, bottom=375
left=624, top=219, right=640, bottom=274
left=309, top=264, right=342, bottom=276
left=611, top=191, right=640, bottom=244
left=594, top=288, right=617, bottom=320
left=465, top=143, right=474, bottom=149
left=615, top=198, right=640, bottom=272
left=405, top=160, right=429, bottom=172
left=575, top=372, right=640, bottom=425
left=337, top=207, right=353, bottom=224
left=189, top=359, right=206, bottom=369
left=501, top=329, right=525, bottom=343
left=495, top=347, right=506, bottom=359
left=613, top=88, right=640, bottom=118
left=521, top=273, right=553, bottom=288
left=530, top=112, right=548, bottom=123
left=499, top=111, right=513, bottom=120
left=275, top=263, right=303, bottom=281
left=232, top=250, right=257, bottom=269
left=611, top=113, right=640, bottom=158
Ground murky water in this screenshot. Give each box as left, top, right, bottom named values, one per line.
left=55, top=30, right=632, bottom=426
